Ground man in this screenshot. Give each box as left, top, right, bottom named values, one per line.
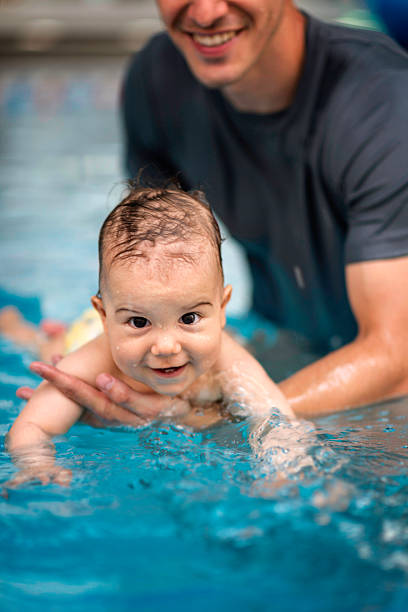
left=24, top=0, right=408, bottom=420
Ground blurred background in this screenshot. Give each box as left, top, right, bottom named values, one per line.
left=0, top=0, right=385, bottom=56
left=0, top=0, right=403, bottom=324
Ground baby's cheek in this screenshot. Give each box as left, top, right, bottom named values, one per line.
left=110, top=343, right=133, bottom=375
left=195, top=335, right=222, bottom=372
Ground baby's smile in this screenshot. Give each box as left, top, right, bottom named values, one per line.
left=149, top=363, right=188, bottom=378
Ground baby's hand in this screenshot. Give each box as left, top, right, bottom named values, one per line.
left=4, top=463, right=72, bottom=491
left=5, top=439, right=72, bottom=492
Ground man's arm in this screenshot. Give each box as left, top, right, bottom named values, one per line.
left=279, top=257, right=408, bottom=417
left=284, top=68, right=408, bottom=418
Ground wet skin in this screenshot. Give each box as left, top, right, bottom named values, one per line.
left=92, top=241, right=231, bottom=398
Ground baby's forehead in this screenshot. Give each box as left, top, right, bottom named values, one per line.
left=106, top=239, right=217, bottom=277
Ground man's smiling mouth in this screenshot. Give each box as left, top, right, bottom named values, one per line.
left=191, top=30, right=239, bottom=47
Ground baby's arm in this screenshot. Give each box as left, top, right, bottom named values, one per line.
left=215, top=333, right=316, bottom=486
left=215, top=331, right=294, bottom=419
left=7, top=380, right=83, bottom=452
left=5, top=381, right=83, bottom=487
left=6, top=335, right=110, bottom=485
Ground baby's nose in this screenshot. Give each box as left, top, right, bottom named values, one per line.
left=151, top=333, right=182, bottom=357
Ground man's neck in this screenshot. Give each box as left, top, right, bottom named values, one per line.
left=222, top=9, right=306, bottom=114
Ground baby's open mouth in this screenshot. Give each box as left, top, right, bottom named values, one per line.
left=151, top=364, right=187, bottom=378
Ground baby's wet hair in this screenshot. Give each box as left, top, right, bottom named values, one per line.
left=98, top=180, right=224, bottom=294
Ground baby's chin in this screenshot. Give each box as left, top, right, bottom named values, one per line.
left=114, top=367, right=157, bottom=395
left=149, top=381, right=191, bottom=398
left=180, top=370, right=222, bottom=404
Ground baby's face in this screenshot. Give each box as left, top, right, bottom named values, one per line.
left=94, top=241, right=231, bottom=397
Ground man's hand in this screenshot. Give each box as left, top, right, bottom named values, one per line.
left=19, top=362, right=189, bottom=429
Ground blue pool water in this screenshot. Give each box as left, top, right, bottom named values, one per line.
left=1, top=56, right=408, bottom=611
left=2, top=338, right=408, bottom=611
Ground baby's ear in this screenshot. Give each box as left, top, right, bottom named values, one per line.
left=220, top=284, right=232, bottom=327
left=91, top=295, right=107, bottom=328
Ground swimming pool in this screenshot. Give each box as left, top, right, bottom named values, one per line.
left=1, top=57, right=408, bottom=612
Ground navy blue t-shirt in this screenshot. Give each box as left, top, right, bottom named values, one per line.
left=121, top=14, right=408, bottom=352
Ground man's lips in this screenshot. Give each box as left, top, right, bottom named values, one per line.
left=150, top=364, right=188, bottom=378
left=184, top=28, right=244, bottom=56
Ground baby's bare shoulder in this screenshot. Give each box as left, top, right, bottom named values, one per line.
left=56, top=334, right=115, bottom=384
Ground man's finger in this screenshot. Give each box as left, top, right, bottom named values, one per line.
left=30, top=362, right=146, bottom=427
left=16, top=386, right=35, bottom=400
left=95, top=373, right=173, bottom=419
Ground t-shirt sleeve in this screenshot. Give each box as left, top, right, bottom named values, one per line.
left=326, top=68, right=408, bottom=264
left=121, top=41, right=178, bottom=182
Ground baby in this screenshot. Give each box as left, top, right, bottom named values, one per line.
left=5, top=183, right=293, bottom=485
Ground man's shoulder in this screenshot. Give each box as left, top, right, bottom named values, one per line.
left=304, top=15, right=408, bottom=135
left=310, top=14, right=408, bottom=75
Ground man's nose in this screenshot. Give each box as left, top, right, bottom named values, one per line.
left=186, top=0, right=229, bottom=29
left=151, top=332, right=182, bottom=357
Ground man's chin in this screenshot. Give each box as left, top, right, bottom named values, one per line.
left=186, top=61, right=243, bottom=90
left=196, top=74, right=240, bottom=90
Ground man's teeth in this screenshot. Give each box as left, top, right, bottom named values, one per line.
left=192, top=31, right=237, bottom=47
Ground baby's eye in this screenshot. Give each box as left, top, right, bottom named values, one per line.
left=180, top=312, right=200, bottom=325
left=128, top=316, right=150, bottom=329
